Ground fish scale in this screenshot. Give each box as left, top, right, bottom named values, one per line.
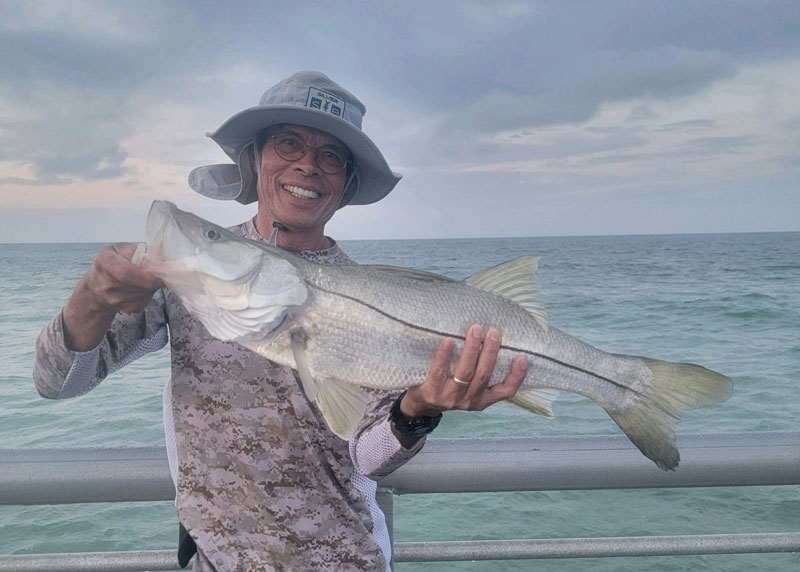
left=303, top=264, right=645, bottom=403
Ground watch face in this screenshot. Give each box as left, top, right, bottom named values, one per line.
left=390, top=391, right=441, bottom=437
left=406, top=417, right=437, bottom=437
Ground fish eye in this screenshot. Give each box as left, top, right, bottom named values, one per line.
left=205, top=229, right=220, bottom=241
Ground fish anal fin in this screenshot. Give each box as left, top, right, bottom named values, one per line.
left=508, top=388, right=558, bottom=418
left=464, top=256, right=548, bottom=327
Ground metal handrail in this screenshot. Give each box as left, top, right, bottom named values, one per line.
left=3, top=533, right=800, bottom=572
left=1, top=432, right=798, bottom=571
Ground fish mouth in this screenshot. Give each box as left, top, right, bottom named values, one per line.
left=143, top=201, right=172, bottom=259
left=283, top=184, right=321, bottom=200
left=141, top=200, right=265, bottom=281
left=144, top=200, right=200, bottom=262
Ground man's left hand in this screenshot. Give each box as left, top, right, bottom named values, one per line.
left=399, top=324, right=527, bottom=418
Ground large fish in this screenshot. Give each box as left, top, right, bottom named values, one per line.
left=134, top=200, right=732, bottom=470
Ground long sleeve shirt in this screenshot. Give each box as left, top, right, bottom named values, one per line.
left=33, top=219, right=424, bottom=572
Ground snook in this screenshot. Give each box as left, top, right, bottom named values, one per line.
left=134, top=201, right=733, bottom=471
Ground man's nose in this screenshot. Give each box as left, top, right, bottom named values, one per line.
left=293, top=148, right=320, bottom=175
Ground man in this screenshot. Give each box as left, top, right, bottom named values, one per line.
left=33, top=71, right=527, bottom=571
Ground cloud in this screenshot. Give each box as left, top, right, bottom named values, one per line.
left=449, top=57, right=800, bottom=199
left=1, top=0, right=799, bottom=242
left=656, top=119, right=717, bottom=133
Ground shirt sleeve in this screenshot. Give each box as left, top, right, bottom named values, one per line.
left=33, top=290, right=169, bottom=399
left=349, top=389, right=426, bottom=480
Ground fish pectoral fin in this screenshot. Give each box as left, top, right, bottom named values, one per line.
left=508, top=388, right=558, bottom=418
left=290, top=330, right=370, bottom=440
left=464, top=256, right=548, bottom=327
left=291, top=329, right=317, bottom=402
left=314, top=379, right=371, bottom=441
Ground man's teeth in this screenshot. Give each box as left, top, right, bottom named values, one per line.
left=284, top=185, right=320, bottom=199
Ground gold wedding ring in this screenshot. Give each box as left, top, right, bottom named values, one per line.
left=452, top=376, right=470, bottom=386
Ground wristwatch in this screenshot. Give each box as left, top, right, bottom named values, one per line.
left=389, top=391, right=442, bottom=438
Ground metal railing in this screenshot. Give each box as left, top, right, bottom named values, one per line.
left=1, top=432, right=798, bottom=571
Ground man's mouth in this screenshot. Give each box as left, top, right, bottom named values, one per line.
left=283, top=185, right=321, bottom=199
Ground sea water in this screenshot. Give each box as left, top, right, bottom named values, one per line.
left=1, top=233, right=798, bottom=570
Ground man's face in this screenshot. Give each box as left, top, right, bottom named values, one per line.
left=256, top=124, right=349, bottom=235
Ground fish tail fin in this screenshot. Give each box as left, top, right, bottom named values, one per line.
left=607, top=357, right=733, bottom=471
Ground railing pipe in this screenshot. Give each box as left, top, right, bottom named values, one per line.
left=1, top=433, right=797, bottom=505
left=0, top=433, right=798, bottom=571
left=393, top=532, right=800, bottom=561
left=2, top=532, right=799, bottom=572
left=383, top=432, right=800, bottom=493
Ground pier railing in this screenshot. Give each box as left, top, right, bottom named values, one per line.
left=1, top=432, right=798, bottom=571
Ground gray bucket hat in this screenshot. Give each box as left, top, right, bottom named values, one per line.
left=188, top=71, right=401, bottom=207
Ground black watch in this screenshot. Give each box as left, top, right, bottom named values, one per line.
left=389, top=391, right=442, bottom=438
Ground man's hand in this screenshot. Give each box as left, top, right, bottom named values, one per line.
left=399, top=324, right=527, bottom=418
left=62, top=243, right=163, bottom=351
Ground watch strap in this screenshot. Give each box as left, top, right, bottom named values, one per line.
left=389, top=390, right=442, bottom=437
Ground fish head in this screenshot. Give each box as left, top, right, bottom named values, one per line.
left=140, top=200, right=263, bottom=280
left=136, top=200, right=308, bottom=343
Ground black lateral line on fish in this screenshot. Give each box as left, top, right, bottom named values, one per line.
left=310, top=284, right=633, bottom=392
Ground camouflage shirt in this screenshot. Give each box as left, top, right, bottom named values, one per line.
left=33, top=219, right=424, bottom=571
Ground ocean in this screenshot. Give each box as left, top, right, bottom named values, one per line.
left=1, top=232, right=798, bottom=570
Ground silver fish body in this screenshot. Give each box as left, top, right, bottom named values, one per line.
left=135, top=201, right=733, bottom=470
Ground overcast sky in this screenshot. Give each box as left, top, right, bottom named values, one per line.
left=1, top=0, right=798, bottom=243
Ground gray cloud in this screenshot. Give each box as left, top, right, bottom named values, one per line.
left=680, top=135, right=757, bottom=157
left=1, top=0, right=799, bottom=235
left=656, top=120, right=717, bottom=133
left=0, top=86, right=132, bottom=183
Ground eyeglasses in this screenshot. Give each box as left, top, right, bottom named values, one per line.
left=269, top=131, right=350, bottom=175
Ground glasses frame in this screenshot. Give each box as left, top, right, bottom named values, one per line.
left=268, top=131, right=351, bottom=175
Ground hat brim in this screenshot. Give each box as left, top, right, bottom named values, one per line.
left=205, top=105, right=401, bottom=206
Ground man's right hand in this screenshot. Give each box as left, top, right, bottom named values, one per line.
left=62, top=243, right=163, bottom=351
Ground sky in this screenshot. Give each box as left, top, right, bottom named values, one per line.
left=1, top=0, right=799, bottom=243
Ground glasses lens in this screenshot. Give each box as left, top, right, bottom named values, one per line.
left=316, top=146, right=347, bottom=174
left=273, top=133, right=305, bottom=160
left=271, top=132, right=349, bottom=174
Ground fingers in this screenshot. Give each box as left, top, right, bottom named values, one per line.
left=484, top=355, right=527, bottom=405
left=107, top=243, right=163, bottom=290
left=464, top=328, right=500, bottom=397
left=452, top=324, right=483, bottom=390
left=404, top=325, right=528, bottom=418
left=451, top=325, right=527, bottom=410
left=87, top=243, right=162, bottom=313
left=428, top=337, right=455, bottom=392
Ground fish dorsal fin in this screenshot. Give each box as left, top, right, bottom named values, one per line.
left=291, top=329, right=370, bottom=440
left=464, top=255, right=548, bottom=327
left=365, top=265, right=455, bottom=282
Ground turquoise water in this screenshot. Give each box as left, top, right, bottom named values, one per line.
left=1, top=233, right=798, bottom=570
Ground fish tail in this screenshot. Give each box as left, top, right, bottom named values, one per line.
left=606, top=357, right=733, bottom=471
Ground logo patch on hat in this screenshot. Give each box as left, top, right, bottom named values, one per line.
left=306, top=87, right=346, bottom=118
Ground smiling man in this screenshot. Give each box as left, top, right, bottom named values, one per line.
left=253, top=125, right=352, bottom=250
left=34, top=71, right=526, bottom=571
